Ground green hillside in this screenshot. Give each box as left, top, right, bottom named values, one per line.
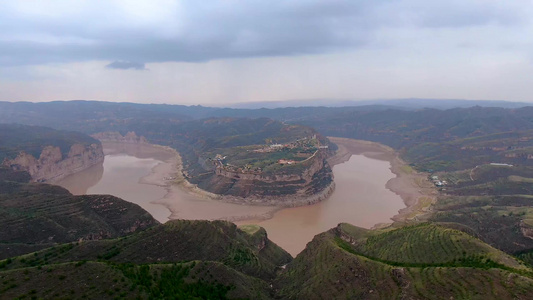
left=2, top=220, right=292, bottom=280
left=275, top=223, right=533, bottom=299
left=0, top=220, right=291, bottom=299
left=3, top=220, right=532, bottom=299
left=0, top=261, right=273, bottom=299
left=0, top=170, right=158, bottom=259
left=0, top=124, right=100, bottom=161
left=335, top=223, right=526, bottom=269
left=425, top=164, right=533, bottom=255
left=3, top=220, right=533, bottom=299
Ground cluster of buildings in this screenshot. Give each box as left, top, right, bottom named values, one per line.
left=431, top=175, right=447, bottom=187
left=278, top=159, right=296, bottom=165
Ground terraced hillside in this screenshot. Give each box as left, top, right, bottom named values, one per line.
left=0, top=253, right=274, bottom=299
left=2, top=220, right=292, bottom=280
left=334, top=223, right=525, bottom=268
left=404, top=130, right=533, bottom=172
left=3, top=219, right=533, bottom=298
left=132, top=117, right=329, bottom=173
left=276, top=223, right=533, bottom=299
left=427, top=164, right=533, bottom=256
left=0, top=124, right=99, bottom=161
left=0, top=220, right=291, bottom=299
left=0, top=170, right=158, bottom=259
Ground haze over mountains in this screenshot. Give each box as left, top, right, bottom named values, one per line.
left=223, top=98, right=532, bottom=110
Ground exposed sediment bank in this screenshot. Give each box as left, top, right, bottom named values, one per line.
left=92, top=136, right=432, bottom=225
left=135, top=146, right=336, bottom=208
left=100, top=142, right=281, bottom=222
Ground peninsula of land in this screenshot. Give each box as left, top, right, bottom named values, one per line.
left=116, top=136, right=433, bottom=225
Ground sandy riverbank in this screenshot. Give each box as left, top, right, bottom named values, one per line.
left=327, top=137, right=436, bottom=224
left=107, top=137, right=434, bottom=224
left=112, top=142, right=281, bottom=222
left=127, top=139, right=336, bottom=208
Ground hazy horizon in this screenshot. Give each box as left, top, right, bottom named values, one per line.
left=2, top=97, right=531, bottom=111
left=2, top=1, right=533, bottom=105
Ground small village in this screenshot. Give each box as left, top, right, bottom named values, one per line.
left=211, top=135, right=327, bottom=174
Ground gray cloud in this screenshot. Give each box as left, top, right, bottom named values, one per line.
left=0, top=1, right=531, bottom=67
left=105, top=61, right=147, bottom=70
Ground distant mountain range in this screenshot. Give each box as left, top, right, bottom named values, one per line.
left=223, top=98, right=532, bottom=110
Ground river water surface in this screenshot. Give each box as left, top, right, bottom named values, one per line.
left=236, top=155, right=405, bottom=255
left=57, top=144, right=405, bottom=256
left=57, top=153, right=171, bottom=223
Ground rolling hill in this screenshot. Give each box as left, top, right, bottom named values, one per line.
left=275, top=223, right=533, bottom=299
left=0, top=168, right=158, bottom=259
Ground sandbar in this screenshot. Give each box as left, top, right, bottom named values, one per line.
left=116, top=142, right=281, bottom=222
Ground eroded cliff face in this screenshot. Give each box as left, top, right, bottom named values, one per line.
left=197, top=150, right=335, bottom=206
left=3, top=143, right=104, bottom=183
left=91, top=130, right=335, bottom=206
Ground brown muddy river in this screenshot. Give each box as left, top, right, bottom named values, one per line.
left=57, top=143, right=405, bottom=256
left=57, top=150, right=172, bottom=223
left=236, top=155, right=405, bottom=255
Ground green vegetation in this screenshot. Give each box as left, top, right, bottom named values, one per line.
left=0, top=124, right=99, bottom=161
left=205, top=137, right=320, bottom=174
left=7, top=220, right=533, bottom=299
left=1, top=220, right=291, bottom=280
left=0, top=220, right=290, bottom=299
left=114, top=263, right=232, bottom=299
left=426, top=164, right=533, bottom=254
left=239, top=225, right=261, bottom=235
left=0, top=261, right=271, bottom=299
left=275, top=223, right=533, bottom=299
left=0, top=169, right=158, bottom=259
left=334, top=223, right=526, bottom=270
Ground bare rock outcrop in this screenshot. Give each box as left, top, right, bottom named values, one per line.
left=3, top=143, right=104, bottom=182
left=199, top=150, right=335, bottom=206
left=520, top=221, right=533, bottom=240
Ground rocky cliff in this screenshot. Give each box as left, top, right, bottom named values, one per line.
left=91, top=130, right=335, bottom=207
left=196, top=150, right=335, bottom=206
left=3, top=143, right=104, bottom=182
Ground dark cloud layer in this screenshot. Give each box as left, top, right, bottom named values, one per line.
left=0, top=1, right=530, bottom=67
left=106, top=61, right=146, bottom=70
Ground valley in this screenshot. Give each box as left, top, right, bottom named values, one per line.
left=5, top=2, right=533, bottom=297
left=3, top=101, right=533, bottom=298
left=56, top=138, right=410, bottom=256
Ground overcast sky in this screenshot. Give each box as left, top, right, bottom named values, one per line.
left=1, top=0, right=533, bottom=105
